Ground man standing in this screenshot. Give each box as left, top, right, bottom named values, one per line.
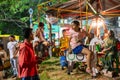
left=7, top=35, right=18, bottom=78
left=18, top=28, right=40, bottom=80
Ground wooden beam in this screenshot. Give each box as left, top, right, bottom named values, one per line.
left=47, top=7, right=92, bottom=14
left=101, top=10, right=120, bottom=14
left=102, top=0, right=105, bottom=10
left=103, top=4, right=120, bottom=12
left=58, top=1, right=78, bottom=9
left=109, top=0, right=119, bottom=5
left=61, top=13, right=92, bottom=17
left=86, top=0, right=97, bottom=14
left=102, top=13, right=120, bottom=16
left=37, top=0, right=52, bottom=6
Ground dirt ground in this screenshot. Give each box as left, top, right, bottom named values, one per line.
left=39, top=57, right=120, bottom=80
left=6, top=57, right=119, bottom=80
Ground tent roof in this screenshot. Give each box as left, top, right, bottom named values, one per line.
left=45, top=0, right=120, bottom=19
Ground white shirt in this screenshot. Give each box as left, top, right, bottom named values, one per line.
left=90, top=36, right=103, bottom=46
left=34, top=37, right=39, bottom=42
left=7, top=41, right=17, bottom=58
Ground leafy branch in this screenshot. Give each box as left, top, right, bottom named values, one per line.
left=0, top=18, right=28, bottom=27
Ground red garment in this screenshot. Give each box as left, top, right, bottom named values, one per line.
left=18, top=40, right=38, bottom=78
left=117, top=41, right=120, bottom=51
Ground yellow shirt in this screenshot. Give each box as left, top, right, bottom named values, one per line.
left=60, top=37, right=69, bottom=51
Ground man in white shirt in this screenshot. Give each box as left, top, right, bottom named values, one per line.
left=7, top=35, right=18, bottom=78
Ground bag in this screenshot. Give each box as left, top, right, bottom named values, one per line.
left=3, top=60, right=11, bottom=70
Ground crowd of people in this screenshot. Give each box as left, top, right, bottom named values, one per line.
left=59, top=20, right=119, bottom=77
left=0, top=20, right=119, bottom=80
left=0, top=22, right=50, bottom=80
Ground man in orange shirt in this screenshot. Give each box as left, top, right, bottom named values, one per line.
left=18, top=28, right=40, bottom=80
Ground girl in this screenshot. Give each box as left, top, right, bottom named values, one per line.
left=68, top=21, right=93, bottom=74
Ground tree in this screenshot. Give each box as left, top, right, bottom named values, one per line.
left=0, top=0, right=68, bottom=38
left=0, top=0, right=38, bottom=36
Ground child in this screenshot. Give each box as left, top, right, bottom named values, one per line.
left=59, top=29, right=70, bottom=70
left=68, top=21, right=93, bottom=75
left=0, top=43, right=8, bottom=80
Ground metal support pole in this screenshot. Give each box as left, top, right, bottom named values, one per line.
left=30, top=14, right=33, bottom=28
left=29, top=8, right=33, bottom=28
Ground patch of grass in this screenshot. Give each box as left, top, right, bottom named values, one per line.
left=41, top=60, right=59, bottom=65
left=40, top=71, right=52, bottom=80
left=39, top=57, right=112, bottom=80
left=41, top=57, right=60, bottom=65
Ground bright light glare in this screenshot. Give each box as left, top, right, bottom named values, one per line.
left=91, top=18, right=104, bottom=28
left=92, top=20, right=97, bottom=27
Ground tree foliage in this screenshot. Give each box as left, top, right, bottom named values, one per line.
left=0, top=0, right=69, bottom=38
left=0, top=0, right=40, bottom=35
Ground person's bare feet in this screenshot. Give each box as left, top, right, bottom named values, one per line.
left=86, top=67, right=92, bottom=75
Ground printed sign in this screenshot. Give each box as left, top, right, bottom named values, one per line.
left=29, top=8, right=33, bottom=15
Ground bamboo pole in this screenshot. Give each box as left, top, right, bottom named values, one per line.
left=101, top=10, right=120, bottom=14
left=48, top=23, right=52, bottom=57
left=86, top=0, right=88, bottom=31
left=37, top=0, right=52, bottom=6
left=79, top=0, right=82, bottom=28
left=47, top=6, right=92, bottom=14
left=102, top=14, right=120, bottom=16
left=103, top=4, right=120, bottom=12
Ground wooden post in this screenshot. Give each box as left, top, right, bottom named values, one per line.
left=48, top=23, right=52, bottom=57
